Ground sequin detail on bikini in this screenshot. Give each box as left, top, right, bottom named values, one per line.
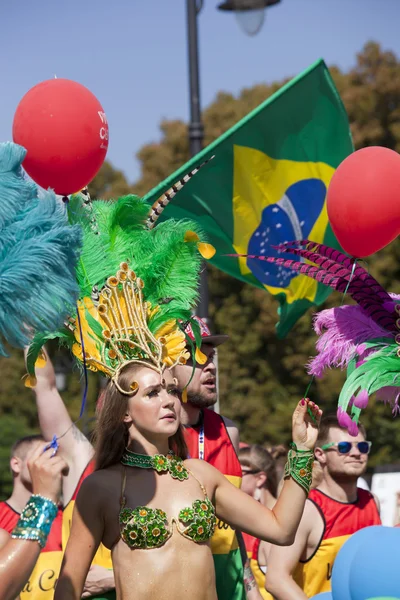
left=119, top=496, right=216, bottom=549
left=178, top=497, right=215, bottom=543
left=120, top=506, right=171, bottom=549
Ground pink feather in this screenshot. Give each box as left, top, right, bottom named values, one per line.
left=375, top=386, right=400, bottom=415
left=308, top=305, right=393, bottom=377
left=352, top=389, right=369, bottom=409
left=337, top=407, right=359, bottom=437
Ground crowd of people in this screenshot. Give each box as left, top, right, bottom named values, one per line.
left=0, top=320, right=384, bottom=600
left=0, top=140, right=396, bottom=600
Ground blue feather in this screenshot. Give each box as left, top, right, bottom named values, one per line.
left=0, top=142, right=82, bottom=355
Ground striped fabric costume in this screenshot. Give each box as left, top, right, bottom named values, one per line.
left=184, top=408, right=246, bottom=600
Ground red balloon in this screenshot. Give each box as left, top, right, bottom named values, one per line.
left=327, top=147, right=400, bottom=257
left=13, top=79, right=108, bottom=196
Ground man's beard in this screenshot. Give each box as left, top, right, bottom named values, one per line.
left=187, top=390, right=217, bottom=409
left=329, top=464, right=367, bottom=485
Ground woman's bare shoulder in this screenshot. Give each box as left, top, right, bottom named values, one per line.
left=77, top=464, right=122, bottom=500
left=184, top=458, right=224, bottom=486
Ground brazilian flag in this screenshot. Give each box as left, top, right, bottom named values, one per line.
left=143, top=59, right=353, bottom=337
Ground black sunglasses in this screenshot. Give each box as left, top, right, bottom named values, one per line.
left=321, top=441, right=372, bottom=455
left=241, top=469, right=260, bottom=476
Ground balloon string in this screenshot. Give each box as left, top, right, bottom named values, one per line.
left=302, top=258, right=359, bottom=420
left=43, top=435, right=59, bottom=456
left=341, top=260, right=358, bottom=304
left=48, top=192, right=98, bottom=447
left=304, top=376, right=315, bottom=403
left=76, top=304, right=89, bottom=418
left=46, top=304, right=89, bottom=447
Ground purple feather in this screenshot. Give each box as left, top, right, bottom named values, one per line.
left=308, top=305, right=393, bottom=377
left=228, top=244, right=399, bottom=334
left=276, top=240, right=357, bottom=272
left=240, top=242, right=398, bottom=332
left=273, top=240, right=390, bottom=302
left=273, top=240, right=392, bottom=301
left=375, top=387, right=400, bottom=415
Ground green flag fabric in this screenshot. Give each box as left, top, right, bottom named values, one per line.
left=143, top=59, right=353, bottom=337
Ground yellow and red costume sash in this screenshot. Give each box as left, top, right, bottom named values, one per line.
left=184, top=408, right=246, bottom=600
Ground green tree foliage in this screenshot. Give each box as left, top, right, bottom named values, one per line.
left=1, top=42, right=400, bottom=499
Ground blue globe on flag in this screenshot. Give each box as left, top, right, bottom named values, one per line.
left=247, top=178, right=327, bottom=288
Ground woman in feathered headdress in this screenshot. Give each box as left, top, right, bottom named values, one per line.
left=32, top=160, right=323, bottom=600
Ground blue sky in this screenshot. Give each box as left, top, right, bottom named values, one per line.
left=2, top=0, right=399, bottom=186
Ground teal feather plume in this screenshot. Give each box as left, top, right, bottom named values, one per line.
left=0, top=142, right=82, bottom=356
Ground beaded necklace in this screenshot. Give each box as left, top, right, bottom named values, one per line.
left=121, top=449, right=189, bottom=481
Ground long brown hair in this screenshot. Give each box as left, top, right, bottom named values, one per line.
left=94, top=363, right=188, bottom=471
left=239, top=444, right=278, bottom=498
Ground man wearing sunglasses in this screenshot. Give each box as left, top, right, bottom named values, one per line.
left=265, top=415, right=381, bottom=599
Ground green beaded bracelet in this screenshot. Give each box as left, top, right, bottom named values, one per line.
left=11, top=495, right=58, bottom=549
left=289, top=442, right=314, bottom=453
left=284, top=444, right=314, bottom=495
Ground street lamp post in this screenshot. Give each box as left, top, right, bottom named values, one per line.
left=186, top=0, right=208, bottom=321
left=187, top=0, right=204, bottom=158
left=186, top=0, right=281, bottom=322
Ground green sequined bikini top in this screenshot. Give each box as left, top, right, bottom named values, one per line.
left=119, top=450, right=216, bottom=549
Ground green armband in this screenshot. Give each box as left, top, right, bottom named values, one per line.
left=284, top=443, right=314, bottom=495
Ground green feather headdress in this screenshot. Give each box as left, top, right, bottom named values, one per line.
left=26, top=160, right=215, bottom=395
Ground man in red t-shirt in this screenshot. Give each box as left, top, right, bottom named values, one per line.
left=266, top=415, right=381, bottom=599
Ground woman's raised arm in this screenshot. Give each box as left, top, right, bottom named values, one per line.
left=205, top=400, right=321, bottom=546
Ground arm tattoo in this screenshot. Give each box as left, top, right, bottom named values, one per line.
left=244, top=564, right=257, bottom=592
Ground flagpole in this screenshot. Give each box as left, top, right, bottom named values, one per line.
left=186, top=0, right=209, bottom=322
